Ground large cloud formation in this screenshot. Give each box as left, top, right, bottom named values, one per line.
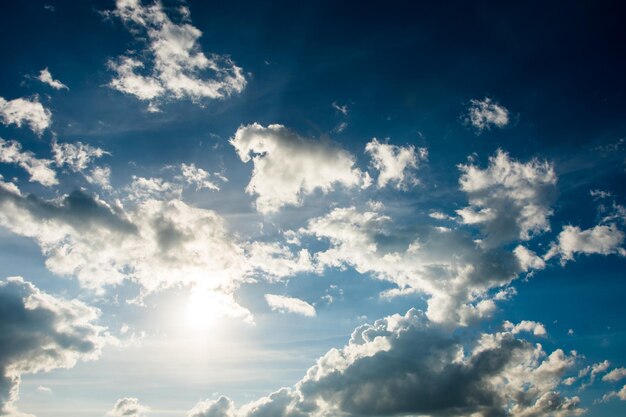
left=107, top=0, right=246, bottom=109
left=231, top=123, right=369, bottom=214
left=0, top=277, right=108, bottom=416
left=190, top=309, right=585, bottom=417
left=0, top=177, right=310, bottom=317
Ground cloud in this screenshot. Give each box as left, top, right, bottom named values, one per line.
left=0, top=276, right=108, bottom=415
left=0, top=96, right=51, bottom=135
left=188, top=396, right=236, bottom=417
left=503, top=320, right=547, bottom=337
left=52, top=140, right=109, bottom=172
left=190, top=308, right=585, bottom=417
left=0, top=138, right=58, bottom=186
left=108, top=397, right=149, bottom=417
left=180, top=163, right=220, bottom=191
left=301, top=205, right=527, bottom=325
left=107, top=0, right=246, bottom=107
left=0, top=180, right=309, bottom=321
left=331, top=102, right=348, bottom=115
left=464, top=97, right=509, bottom=133
left=364, top=138, right=427, bottom=189
left=265, top=294, right=316, bottom=317
left=514, top=245, right=546, bottom=272
left=598, top=385, right=626, bottom=403
left=545, top=224, right=626, bottom=263
left=456, top=149, right=557, bottom=246
left=231, top=123, right=369, bottom=213
left=603, top=367, right=626, bottom=383
left=36, top=68, right=68, bottom=90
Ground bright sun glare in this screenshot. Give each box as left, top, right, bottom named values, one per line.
left=185, top=290, right=219, bottom=330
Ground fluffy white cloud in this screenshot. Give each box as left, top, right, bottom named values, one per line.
left=503, top=320, right=547, bottom=337
left=188, top=396, right=236, bottom=417
left=600, top=385, right=626, bottom=402
left=301, top=205, right=527, bottom=325
left=265, top=294, right=316, bottom=317
left=0, top=276, right=108, bottom=415
left=545, top=224, right=626, bottom=263
left=108, top=397, right=149, bottom=417
left=464, top=97, right=509, bottom=132
left=231, top=123, right=369, bottom=213
left=0, top=96, right=51, bottom=135
left=190, top=308, right=585, bottom=417
left=107, top=0, right=246, bottom=107
left=0, top=138, right=58, bottom=186
left=514, top=245, right=546, bottom=272
left=457, top=150, right=557, bottom=246
left=603, top=367, right=626, bottom=383
left=52, top=140, right=109, bottom=172
left=0, top=180, right=309, bottom=320
left=36, top=68, right=68, bottom=90
left=364, top=138, right=427, bottom=189
left=180, top=163, right=220, bottom=191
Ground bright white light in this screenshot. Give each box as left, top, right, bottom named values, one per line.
left=185, top=290, right=219, bottom=330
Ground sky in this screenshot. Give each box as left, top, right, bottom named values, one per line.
left=0, top=1, right=625, bottom=416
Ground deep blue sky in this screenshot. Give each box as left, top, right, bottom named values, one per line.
left=0, top=1, right=625, bottom=417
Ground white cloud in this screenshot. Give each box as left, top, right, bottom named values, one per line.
left=545, top=223, right=626, bottom=263
left=36, top=68, right=68, bottom=90
left=188, top=396, right=235, bottom=417
left=180, top=163, right=220, bottom=191
left=514, top=245, right=546, bottom=272
left=457, top=149, right=557, bottom=246
left=599, top=385, right=626, bottom=402
left=190, top=308, right=585, bottom=417
left=107, top=0, right=246, bottom=107
left=85, top=166, right=112, bottom=190
left=264, top=294, right=316, bottom=317
left=52, top=140, right=109, bottom=172
left=231, top=123, right=368, bottom=213
left=108, top=397, right=149, bottom=417
left=503, top=319, right=547, bottom=336
left=301, top=205, right=529, bottom=325
left=0, top=96, right=51, bottom=135
left=0, top=138, right=58, bottom=186
left=603, top=367, right=626, bottom=382
left=365, top=138, right=427, bottom=189
left=36, top=386, right=52, bottom=394
left=0, top=182, right=309, bottom=321
left=0, top=276, right=108, bottom=415
left=464, top=97, right=509, bottom=133
left=331, top=101, right=348, bottom=115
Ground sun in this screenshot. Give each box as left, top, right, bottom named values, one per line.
left=184, top=289, right=220, bottom=330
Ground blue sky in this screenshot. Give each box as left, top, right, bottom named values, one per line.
left=0, top=1, right=625, bottom=417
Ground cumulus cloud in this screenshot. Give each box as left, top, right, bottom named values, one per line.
left=231, top=123, right=369, bottom=213
left=188, top=396, right=236, bottom=417
left=265, top=294, right=316, bottom=317
left=107, top=0, right=246, bottom=108
left=0, top=276, right=108, bottom=415
left=503, top=320, right=547, bottom=337
left=108, top=397, right=149, bottom=417
left=464, top=97, right=509, bottom=133
left=36, top=68, right=68, bottom=90
left=0, top=96, right=51, bottom=135
left=545, top=223, right=626, bottom=263
left=603, top=367, right=626, bottom=383
left=180, top=163, right=220, bottom=191
left=0, top=138, right=58, bottom=186
left=364, top=138, right=427, bottom=189
left=457, top=149, right=557, bottom=246
left=599, top=385, right=626, bottom=403
left=301, top=205, right=527, bottom=325
left=52, top=140, right=109, bottom=172
left=514, top=245, right=546, bottom=272
left=190, top=308, right=584, bottom=417
left=0, top=180, right=310, bottom=320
